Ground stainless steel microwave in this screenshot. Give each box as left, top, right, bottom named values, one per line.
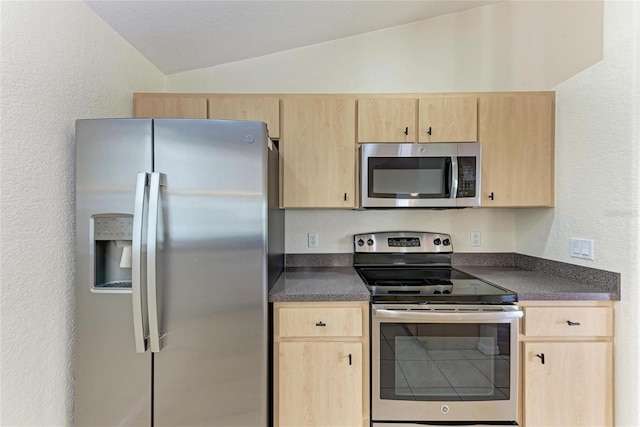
left=360, top=143, right=481, bottom=208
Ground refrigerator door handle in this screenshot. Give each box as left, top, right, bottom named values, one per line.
left=132, top=172, right=149, bottom=353
left=148, top=172, right=166, bottom=352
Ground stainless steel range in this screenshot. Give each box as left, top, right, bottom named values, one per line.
left=354, top=232, right=522, bottom=427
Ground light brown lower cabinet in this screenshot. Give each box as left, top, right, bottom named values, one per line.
left=273, top=301, right=369, bottom=427
left=519, top=301, right=614, bottom=427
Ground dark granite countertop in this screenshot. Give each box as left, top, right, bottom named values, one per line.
left=268, top=267, right=370, bottom=302
left=455, top=266, right=619, bottom=301
left=270, top=253, right=620, bottom=303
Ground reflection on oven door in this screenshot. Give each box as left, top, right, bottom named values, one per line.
left=371, top=304, right=521, bottom=424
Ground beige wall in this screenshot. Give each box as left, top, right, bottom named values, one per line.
left=166, top=1, right=640, bottom=424
left=0, top=2, right=165, bottom=425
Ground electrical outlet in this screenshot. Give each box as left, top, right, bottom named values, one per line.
left=308, top=232, right=318, bottom=248
left=570, top=238, right=594, bottom=260
left=470, top=231, right=481, bottom=247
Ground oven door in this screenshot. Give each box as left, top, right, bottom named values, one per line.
left=371, top=304, right=522, bottom=425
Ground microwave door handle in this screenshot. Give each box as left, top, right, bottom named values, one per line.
left=450, top=156, right=459, bottom=199
left=373, top=308, right=523, bottom=322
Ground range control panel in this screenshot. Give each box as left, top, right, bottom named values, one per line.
left=354, top=231, right=453, bottom=253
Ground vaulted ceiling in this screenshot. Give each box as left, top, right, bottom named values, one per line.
left=86, top=1, right=500, bottom=74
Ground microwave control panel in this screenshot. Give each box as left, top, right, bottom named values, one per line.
left=457, top=157, right=477, bottom=198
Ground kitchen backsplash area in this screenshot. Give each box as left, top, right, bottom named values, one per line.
left=285, top=208, right=518, bottom=254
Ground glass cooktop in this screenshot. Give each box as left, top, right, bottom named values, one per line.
left=355, top=267, right=517, bottom=304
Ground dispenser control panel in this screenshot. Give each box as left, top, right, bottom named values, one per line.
left=94, top=217, right=133, bottom=240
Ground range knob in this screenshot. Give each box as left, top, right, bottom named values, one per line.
left=367, top=239, right=374, bottom=246
left=433, top=238, right=442, bottom=246
left=357, top=239, right=365, bottom=247
left=442, top=238, right=451, bottom=246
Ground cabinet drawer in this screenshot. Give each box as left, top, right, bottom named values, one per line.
left=523, top=307, right=613, bottom=337
left=277, top=307, right=363, bottom=338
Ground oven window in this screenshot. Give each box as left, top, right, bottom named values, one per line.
left=379, top=322, right=511, bottom=401
left=368, top=157, right=450, bottom=198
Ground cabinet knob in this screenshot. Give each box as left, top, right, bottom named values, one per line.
left=315, top=321, right=326, bottom=327
left=567, top=320, right=581, bottom=326
left=536, top=353, right=545, bottom=364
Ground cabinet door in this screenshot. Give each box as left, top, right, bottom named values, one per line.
left=278, top=341, right=363, bottom=427
left=478, top=95, right=554, bottom=207
left=524, top=341, right=613, bottom=427
left=133, top=95, right=207, bottom=118
left=208, top=96, right=280, bottom=138
left=357, top=98, right=416, bottom=143
left=282, top=97, right=356, bottom=208
left=418, top=97, right=477, bottom=142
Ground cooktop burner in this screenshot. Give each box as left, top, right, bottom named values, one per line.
left=354, top=232, right=517, bottom=304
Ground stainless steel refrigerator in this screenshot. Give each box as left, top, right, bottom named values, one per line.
left=74, top=118, right=284, bottom=426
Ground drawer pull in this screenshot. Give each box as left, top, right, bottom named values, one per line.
left=348, top=354, right=352, bottom=365
left=536, top=353, right=545, bottom=365
left=315, top=321, right=326, bottom=327
left=567, top=320, right=581, bottom=326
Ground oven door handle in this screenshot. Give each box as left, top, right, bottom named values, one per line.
left=373, top=308, right=523, bottom=322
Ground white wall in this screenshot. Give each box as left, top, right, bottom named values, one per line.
left=165, top=1, right=640, bottom=424
left=0, top=2, right=165, bottom=425
left=285, top=209, right=515, bottom=253
left=167, top=1, right=602, bottom=94
left=516, top=2, right=640, bottom=424
left=167, top=0, right=603, bottom=256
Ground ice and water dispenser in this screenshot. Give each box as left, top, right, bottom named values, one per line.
left=91, top=214, right=133, bottom=291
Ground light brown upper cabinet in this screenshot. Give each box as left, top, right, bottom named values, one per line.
left=418, top=97, right=478, bottom=142
left=357, top=97, right=478, bottom=143
left=479, top=93, right=555, bottom=207
left=208, top=96, right=280, bottom=139
left=133, top=94, right=207, bottom=119
left=357, top=98, right=417, bottom=143
left=132, top=91, right=555, bottom=209
left=281, top=97, right=357, bottom=208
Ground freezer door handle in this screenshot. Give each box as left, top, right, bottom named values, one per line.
left=132, top=172, right=149, bottom=353
left=147, top=172, right=165, bottom=352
